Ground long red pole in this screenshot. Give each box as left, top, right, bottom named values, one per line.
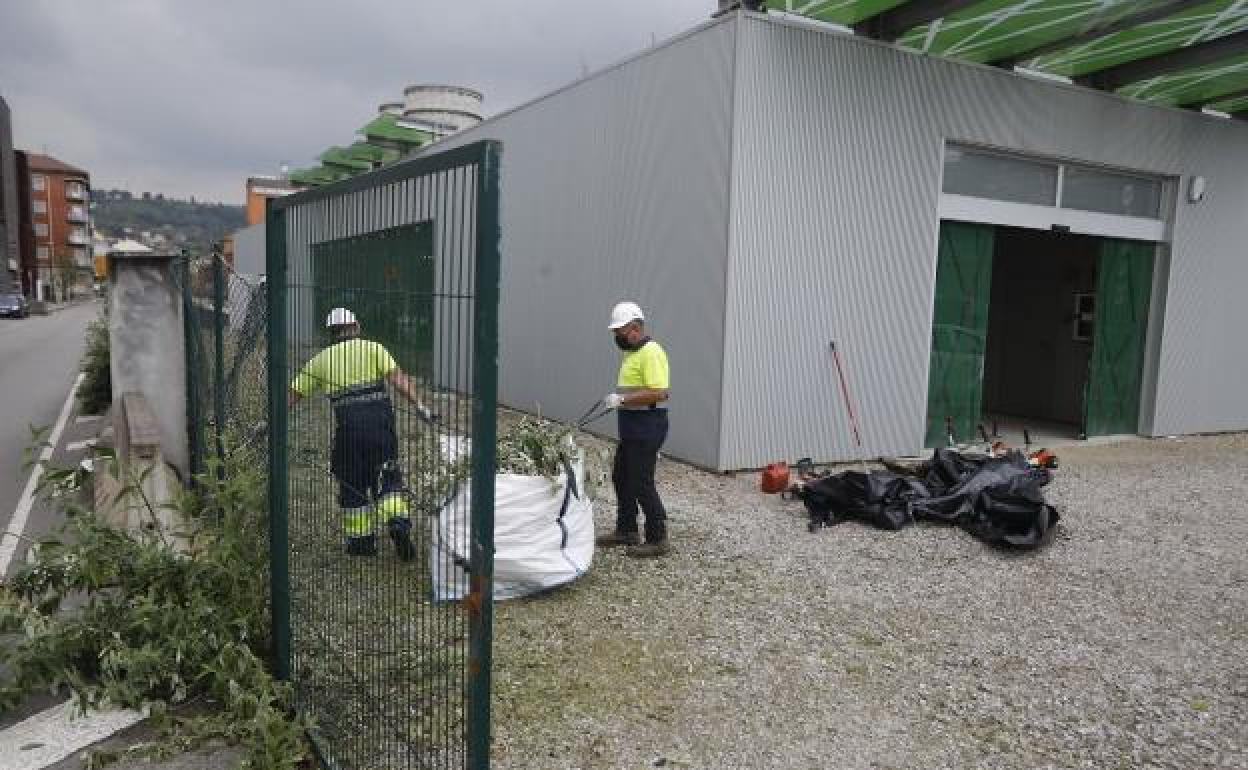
left=830, top=341, right=863, bottom=449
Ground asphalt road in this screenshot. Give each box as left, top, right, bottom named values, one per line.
left=0, top=301, right=101, bottom=740
left=0, top=301, right=99, bottom=573
left=0, top=301, right=243, bottom=769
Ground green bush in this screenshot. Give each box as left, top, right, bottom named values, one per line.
left=79, top=312, right=112, bottom=415
left=0, top=438, right=309, bottom=769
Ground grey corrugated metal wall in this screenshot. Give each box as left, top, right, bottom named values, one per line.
left=426, top=20, right=738, bottom=468
left=720, top=14, right=1248, bottom=469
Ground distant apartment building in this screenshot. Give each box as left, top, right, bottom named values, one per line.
left=223, top=175, right=299, bottom=272
left=0, top=97, right=19, bottom=292
left=16, top=151, right=92, bottom=301
left=245, top=175, right=299, bottom=226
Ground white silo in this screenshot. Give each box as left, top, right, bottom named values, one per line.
left=402, top=84, right=484, bottom=135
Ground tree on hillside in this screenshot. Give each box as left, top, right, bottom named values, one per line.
left=92, top=189, right=246, bottom=257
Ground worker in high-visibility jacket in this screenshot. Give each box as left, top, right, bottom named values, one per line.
left=288, top=307, right=435, bottom=558
left=595, top=301, right=671, bottom=558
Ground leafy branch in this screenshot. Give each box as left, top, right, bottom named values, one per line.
left=0, top=434, right=310, bottom=770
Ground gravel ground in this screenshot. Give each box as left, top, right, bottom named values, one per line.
left=490, top=432, right=1248, bottom=770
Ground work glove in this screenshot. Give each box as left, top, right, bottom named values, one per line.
left=602, top=393, right=624, bottom=410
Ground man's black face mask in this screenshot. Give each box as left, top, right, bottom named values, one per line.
left=614, top=331, right=648, bottom=352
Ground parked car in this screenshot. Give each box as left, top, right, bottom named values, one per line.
left=0, top=293, right=30, bottom=318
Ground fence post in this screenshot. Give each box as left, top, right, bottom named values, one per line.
left=180, top=252, right=202, bottom=480
left=265, top=201, right=291, bottom=682
left=467, top=140, right=502, bottom=770
left=212, top=248, right=226, bottom=476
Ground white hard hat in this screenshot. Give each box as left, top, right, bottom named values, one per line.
left=326, top=307, right=357, bottom=328
left=608, top=301, right=644, bottom=330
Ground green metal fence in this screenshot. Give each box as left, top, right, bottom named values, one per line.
left=267, top=141, right=501, bottom=770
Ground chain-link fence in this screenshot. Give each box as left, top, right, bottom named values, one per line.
left=177, top=252, right=270, bottom=479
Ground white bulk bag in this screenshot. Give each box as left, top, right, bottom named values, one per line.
left=431, top=454, right=594, bottom=601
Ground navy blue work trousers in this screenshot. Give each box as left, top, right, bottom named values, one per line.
left=612, top=409, right=669, bottom=543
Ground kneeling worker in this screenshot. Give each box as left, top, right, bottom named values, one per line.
left=596, top=301, right=671, bottom=558
left=288, top=307, right=435, bottom=558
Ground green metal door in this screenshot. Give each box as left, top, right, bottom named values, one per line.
left=312, top=222, right=435, bottom=380
left=1084, top=239, right=1154, bottom=436
left=925, top=221, right=995, bottom=448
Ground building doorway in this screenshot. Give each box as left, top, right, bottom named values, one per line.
left=982, top=226, right=1097, bottom=442
left=924, top=221, right=1156, bottom=448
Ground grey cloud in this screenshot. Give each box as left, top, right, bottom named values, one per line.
left=0, top=0, right=712, bottom=203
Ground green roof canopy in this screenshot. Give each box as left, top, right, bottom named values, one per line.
left=345, top=141, right=402, bottom=165
left=289, top=166, right=349, bottom=187
left=320, top=146, right=373, bottom=173
left=296, top=124, right=417, bottom=190
left=766, top=0, right=1248, bottom=119
left=359, top=114, right=435, bottom=146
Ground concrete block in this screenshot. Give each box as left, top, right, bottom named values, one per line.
left=94, top=391, right=193, bottom=553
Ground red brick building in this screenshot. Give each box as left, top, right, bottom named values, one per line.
left=16, top=151, right=91, bottom=300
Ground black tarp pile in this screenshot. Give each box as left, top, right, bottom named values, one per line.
left=795, top=448, right=1060, bottom=548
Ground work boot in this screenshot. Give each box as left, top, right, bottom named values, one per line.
left=626, top=539, right=670, bottom=559
left=388, top=516, right=415, bottom=562
left=595, top=530, right=641, bottom=548
left=345, top=534, right=378, bottom=556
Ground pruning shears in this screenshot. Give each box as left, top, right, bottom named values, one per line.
left=573, top=399, right=613, bottom=430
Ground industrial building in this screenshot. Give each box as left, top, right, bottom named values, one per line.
left=413, top=4, right=1248, bottom=470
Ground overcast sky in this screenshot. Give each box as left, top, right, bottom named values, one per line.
left=1, top=1, right=714, bottom=204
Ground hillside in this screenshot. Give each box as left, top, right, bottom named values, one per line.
left=92, top=189, right=245, bottom=254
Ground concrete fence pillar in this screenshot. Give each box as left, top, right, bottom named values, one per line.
left=108, top=252, right=189, bottom=480
left=94, top=392, right=189, bottom=552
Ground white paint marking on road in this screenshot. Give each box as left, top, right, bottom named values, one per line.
left=65, top=439, right=94, bottom=453
left=0, top=373, right=84, bottom=577
left=0, top=702, right=144, bottom=770
left=72, top=415, right=100, bottom=425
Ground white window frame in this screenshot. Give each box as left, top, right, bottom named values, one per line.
left=36, top=245, right=49, bottom=260
left=31, top=174, right=46, bottom=191
left=1060, top=164, right=1163, bottom=219
left=940, top=144, right=1170, bottom=242
left=32, top=199, right=47, bottom=215
left=34, top=222, right=49, bottom=237
left=938, top=194, right=1167, bottom=242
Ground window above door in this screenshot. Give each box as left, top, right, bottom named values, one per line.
left=940, top=144, right=1170, bottom=241
left=943, top=145, right=1164, bottom=218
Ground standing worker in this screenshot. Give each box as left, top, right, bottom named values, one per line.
left=595, top=301, right=671, bottom=558
left=288, top=307, right=436, bottom=559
